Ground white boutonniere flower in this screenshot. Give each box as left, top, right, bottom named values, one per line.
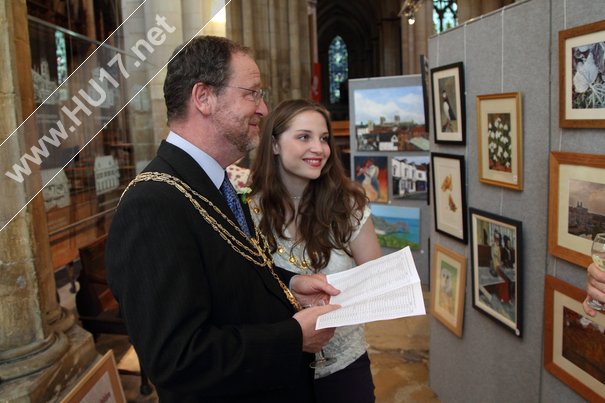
left=237, top=187, right=252, bottom=204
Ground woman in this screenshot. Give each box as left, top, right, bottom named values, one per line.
left=249, top=99, right=381, bottom=402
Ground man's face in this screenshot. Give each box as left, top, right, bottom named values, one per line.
left=212, top=52, right=269, bottom=155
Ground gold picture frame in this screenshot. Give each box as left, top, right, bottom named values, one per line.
left=559, top=20, right=605, bottom=128
left=431, top=244, right=467, bottom=337
left=548, top=151, right=605, bottom=268
left=544, top=275, right=605, bottom=401
left=476, top=92, right=523, bottom=190
left=61, top=350, right=126, bottom=403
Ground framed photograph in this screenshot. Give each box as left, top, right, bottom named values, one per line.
left=431, top=62, right=466, bottom=144
left=349, top=75, right=428, bottom=152
left=548, top=151, right=605, bottom=267
left=476, top=92, right=523, bottom=190
left=431, top=244, right=467, bottom=337
left=559, top=20, right=605, bottom=128
left=431, top=153, right=467, bottom=243
left=469, top=208, right=522, bottom=337
left=544, top=275, right=605, bottom=401
left=353, top=155, right=388, bottom=203
left=391, top=155, right=429, bottom=201
left=61, top=350, right=126, bottom=403
left=370, top=204, right=420, bottom=250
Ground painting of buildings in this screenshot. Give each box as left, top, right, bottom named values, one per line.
left=567, top=179, right=605, bottom=240
left=392, top=156, right=429, bottom=200
left=353, top=83, right=428, bottom=152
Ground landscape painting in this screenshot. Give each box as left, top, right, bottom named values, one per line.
left=370, top=204, right=420, bottom=250
left=350, top=75, right=428, bottom=152
left=567, top=178, right=605, bottom=239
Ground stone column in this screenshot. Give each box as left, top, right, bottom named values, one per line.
left=289, top=0, right=311, bottom=99
left=379, top=4, right=403, bottom=77
left=402, top=0, right=432, bottom=75
left=142, top=0, right=183, bottom=146
left=307, top=0, right=318, bottom=65
left=0, top=1, right=96, bottom=401
left=458, top=0, right=515, bottom=24
left=226, top=0, right=309, bottom=105
left=226, top=0, right=244, bottom=45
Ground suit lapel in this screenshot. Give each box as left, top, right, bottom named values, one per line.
left=154, top=141, right=296, bottom=313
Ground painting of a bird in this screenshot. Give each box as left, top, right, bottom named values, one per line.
left=441, top=90, right=457, bottom=132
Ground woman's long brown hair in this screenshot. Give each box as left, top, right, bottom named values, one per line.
left=250, top=99, right=368, bottom=271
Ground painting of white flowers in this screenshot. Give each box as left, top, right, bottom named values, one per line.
left=476, top=92, right=523, bottom=190
left=559, top=19, right=605, bottom=128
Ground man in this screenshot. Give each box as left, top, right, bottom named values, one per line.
left=106, top=36, right=339, bottom=402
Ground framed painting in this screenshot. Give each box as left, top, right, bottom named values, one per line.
left=469, top=208, right=522, bottom=337
left=431, top=243, right=467, bottom=337
left=476, top=92, right=523, bottom=190
left=431, top=153, right=467, bottom=243
left=391, top=155, right=429, bottom=201
left=431, top=62, right=466, bottom=144
left=353, top=155, right=388, bottom=203
left=420, top=55, right=431, bottom=131
left=544, top=275, right=605, bottom=401
left=61, top=350, right=126, bottom=403
left=559, top=19, right=605, bottom=128
left=548, top=151, right=605, bottom=268
left=370, top=204, right=420, bottom=250
left=349, top=75, right=428, bottom=152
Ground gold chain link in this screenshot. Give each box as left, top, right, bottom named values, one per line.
left=121, top=172, right=302, bottom=312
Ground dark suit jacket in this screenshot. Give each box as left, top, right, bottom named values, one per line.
left=106, top=141, right=314, bottom=402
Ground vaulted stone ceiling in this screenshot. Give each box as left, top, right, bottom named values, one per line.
left=317, top=0, right=402, bottom=119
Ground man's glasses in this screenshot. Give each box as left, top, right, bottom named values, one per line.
left=226, top=86, right=268, bottom=105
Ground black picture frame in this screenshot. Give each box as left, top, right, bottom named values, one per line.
left=430, top=152, right=467, bottom=243
left=469, top=207, right=523, bottom=337
left=420, top=55, right=431, bottom=132
left=431, top=62, right=466, bottom=144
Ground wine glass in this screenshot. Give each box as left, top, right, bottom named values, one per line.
left=586, top=233, right=605, bottom=311
left=302, top=302, right=336, bottom=369
left=310, top=348, right=336, bottom=369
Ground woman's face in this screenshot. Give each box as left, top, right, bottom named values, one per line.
left=272, top=110, right=331, bottom=187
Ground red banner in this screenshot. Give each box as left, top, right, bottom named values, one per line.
left=311, top=62, right=321, bottom=102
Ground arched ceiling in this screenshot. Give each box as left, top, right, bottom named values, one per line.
left=316, top=0, right=402, bottom=119
left=317, top=0, right=379, bottom=51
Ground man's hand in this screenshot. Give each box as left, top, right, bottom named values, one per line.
left=293, top=304, right=339, bottom=353
left=289, top=274, right=340, bottom=307
left=583, top=262, right=605, bottom=316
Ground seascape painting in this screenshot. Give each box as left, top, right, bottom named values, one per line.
left=370, top=204, right=420, bottom=250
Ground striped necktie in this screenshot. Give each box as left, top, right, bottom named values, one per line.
left=219, top=172, right=251, bottom=236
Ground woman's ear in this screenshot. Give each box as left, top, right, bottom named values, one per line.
left=192, top=82, right=214, bottom=115
left=272, top=136, right=280, bottom=155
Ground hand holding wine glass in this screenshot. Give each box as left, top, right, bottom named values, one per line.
left=585, top=233, right=605, bottom=313
left=293, top=301, right=339, bottom=368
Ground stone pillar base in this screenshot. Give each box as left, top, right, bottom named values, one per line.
left=0, top=326, right=97, bottom=402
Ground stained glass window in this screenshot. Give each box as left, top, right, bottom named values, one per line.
left=433, top=0, right=458, bottom=33
left=55, top=31, right=67, bottom=84
left=328, top=35, right=348, bottom=104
